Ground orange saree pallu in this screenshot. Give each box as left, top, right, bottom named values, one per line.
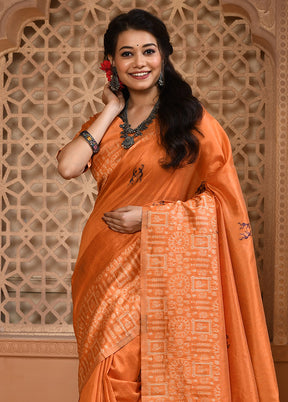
left=141, top=193, right=230, bottom=400
left=71, top=110, right=279, bottom=401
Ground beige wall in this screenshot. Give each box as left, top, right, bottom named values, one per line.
left=0, top=355, right=78, bottom=402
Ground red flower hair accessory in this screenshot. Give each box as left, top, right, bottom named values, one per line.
left=100, top=60, right=124, bottom=90
left=100, top=60, right=113, bottom=80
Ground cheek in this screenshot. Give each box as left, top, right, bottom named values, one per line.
left=115, top=58, right=130, bottom=70
left=150, top=57, right=162, bottom=70
left=116, top=66, right=129, bottom=83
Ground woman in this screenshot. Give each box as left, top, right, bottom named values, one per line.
left=57, top=9, right=279, bottom=402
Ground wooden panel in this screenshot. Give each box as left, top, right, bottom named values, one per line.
left=0, top=0, right=275, bottom=336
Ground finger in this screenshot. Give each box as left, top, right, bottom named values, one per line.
left=106, top=222, right=128, bottom=233
left=103, top=206, right=133, bottom=221
left=102, top=214, right=127, bottom=225
left=102, top=216, right=129, bottom=232
left=102, top=214, right=122, bottom=223
left=104, top=206, right=130, bottom=214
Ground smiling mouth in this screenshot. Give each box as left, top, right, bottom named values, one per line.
left=130, top=72, right=150, bottom=77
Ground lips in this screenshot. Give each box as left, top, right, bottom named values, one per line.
left=130, top=71, right=151, bottom=78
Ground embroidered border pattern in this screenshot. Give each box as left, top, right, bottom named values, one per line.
left=141, top=193, right=227, bottom=400
left=75, top=240, right=141, bottom=392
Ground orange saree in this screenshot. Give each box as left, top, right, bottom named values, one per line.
left=71, top=109, right=279, bottom=401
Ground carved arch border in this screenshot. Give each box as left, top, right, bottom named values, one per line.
left=0, top=0, right=50, bottom=56
left=0, top=0, right=287, bottom=360
left=220, top=0, right=275, bottom=58
left=220, top=0, right=288, bottom=359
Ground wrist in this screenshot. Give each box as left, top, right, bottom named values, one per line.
left=79, top=130, right=100, bottom=155
left=104, top=100, right=123, bottom=117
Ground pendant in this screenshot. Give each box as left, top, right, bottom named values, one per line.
left=121, top=136, right=135, bottom=149
left=119, top=100, right=159, bottom=150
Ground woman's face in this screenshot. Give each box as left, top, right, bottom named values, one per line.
left=112, top=29, right=162, bottom=94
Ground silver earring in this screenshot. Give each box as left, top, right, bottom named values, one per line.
left=158, top=71, right=164, bottom=87
left=110, top=66, right=120, bottom=92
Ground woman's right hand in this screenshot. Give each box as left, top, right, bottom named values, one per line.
left=102, top=83, right=125, bottom=116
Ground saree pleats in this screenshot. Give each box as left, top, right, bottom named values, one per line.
left=74, top=239, right=141, bottom=395
left=80, top=336, right=141, bottom=401
left=72, top=109, right=279, bottom=401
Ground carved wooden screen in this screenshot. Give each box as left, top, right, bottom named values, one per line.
left=0, top=0, right=274, bottom=337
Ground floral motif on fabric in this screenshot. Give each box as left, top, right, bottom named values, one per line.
left=129, top=164, right=144, bottom=185
left=238, top=222, right=252, bottom=240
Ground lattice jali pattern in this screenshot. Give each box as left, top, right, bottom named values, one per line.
left=0, top=0, right=273, bottom=336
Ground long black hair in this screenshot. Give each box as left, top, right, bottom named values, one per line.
left=103, top=9, right=203, bottom=169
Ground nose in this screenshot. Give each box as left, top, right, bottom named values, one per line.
left=133, top=52, right=145, bottom=68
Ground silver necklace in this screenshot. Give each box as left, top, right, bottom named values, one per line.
left=119, top=101, right=159, bottom=149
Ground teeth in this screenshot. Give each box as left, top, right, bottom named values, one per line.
left=131, top=72, right=149, bottom=77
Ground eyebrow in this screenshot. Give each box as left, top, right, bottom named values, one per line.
left=119, top=43, right=157, bottom=51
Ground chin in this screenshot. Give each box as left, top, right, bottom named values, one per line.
left=129, top=81, right=158, bottom=91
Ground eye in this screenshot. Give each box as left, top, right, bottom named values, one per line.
left=144, top=48, right=156, bottom=55
left=121, top=51, right=133, bottom=57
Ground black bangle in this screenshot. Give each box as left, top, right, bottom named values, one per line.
left=79, top=130, right=100, bottom=155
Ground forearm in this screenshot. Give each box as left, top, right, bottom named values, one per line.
left=57, top=102, right=120, bottom=179
left=86, top=102, right=120, bottom=143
